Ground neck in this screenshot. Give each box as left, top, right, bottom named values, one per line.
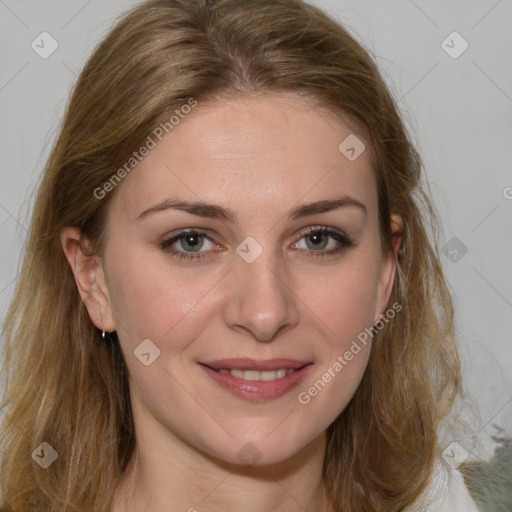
left=112, top=423, right=331, bottom=512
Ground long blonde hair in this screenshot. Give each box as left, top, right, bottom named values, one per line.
left=0, top=1, right=461, bottom=510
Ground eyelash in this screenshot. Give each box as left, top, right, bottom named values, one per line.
left=160, top=226, right=354, bottom=261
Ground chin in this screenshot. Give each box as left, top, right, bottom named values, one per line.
left=196, top=423, right=323, bottom=469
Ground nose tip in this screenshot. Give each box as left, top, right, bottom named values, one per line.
left=223, top=249, right=300, bottom=342
left=242, top=321, right=292, bottom=343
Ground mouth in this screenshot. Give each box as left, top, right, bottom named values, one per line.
left=217, top=367, right=296, bottom=381
left=198, top=358, right=313, bottom=401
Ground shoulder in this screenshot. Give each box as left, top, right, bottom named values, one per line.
left=407, top=460, right=480, bottom=512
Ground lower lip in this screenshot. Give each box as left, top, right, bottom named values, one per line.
left=199, top=364, right=313, bottom=402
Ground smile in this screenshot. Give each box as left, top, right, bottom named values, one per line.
left=199, top=358, right=313, bottom=401
left=217, top=368, right=295, bottom=381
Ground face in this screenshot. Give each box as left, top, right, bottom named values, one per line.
left=66, top=92, right=401, bottom=467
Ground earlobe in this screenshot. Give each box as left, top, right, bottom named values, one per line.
left=60, top=227, right=116, bottom=333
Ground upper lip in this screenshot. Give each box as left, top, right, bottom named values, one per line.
left=200, top=358, right=312, bottom=371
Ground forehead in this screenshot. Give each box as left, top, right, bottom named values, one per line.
left=109, top=92, right=377, bottom=221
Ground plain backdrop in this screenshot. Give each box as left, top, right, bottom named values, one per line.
left=1, top=0, right=511, bottom=461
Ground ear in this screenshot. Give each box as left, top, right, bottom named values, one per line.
left=373, top=214, right=403, bottom=325
left=60, top=227, right=116, bottom=333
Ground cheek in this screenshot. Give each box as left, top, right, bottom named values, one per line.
left=294, top=258, right=379, bottom=411
left=302, top=258, right=380, bottom=344
left=106, top=249, right=221, bottom=346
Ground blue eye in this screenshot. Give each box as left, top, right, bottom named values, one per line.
left=160, top=226, right=353, bottom=261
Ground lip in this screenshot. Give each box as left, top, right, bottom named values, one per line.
left=199, top=359, right=313, bottom=402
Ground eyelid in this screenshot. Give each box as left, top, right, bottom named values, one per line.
left=162, top=225, right=350, bottom=244
left=295, top=224, right=349, bottom=239
left=162, top=227, right=215, bottom=243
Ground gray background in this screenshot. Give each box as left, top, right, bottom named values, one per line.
left=1, top=0, right=511, bottom=460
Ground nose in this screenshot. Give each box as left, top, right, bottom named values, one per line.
left=222, top=248, right=300, bottom=342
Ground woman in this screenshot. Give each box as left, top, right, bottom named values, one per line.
left=0, top=0, right=494, bottom=510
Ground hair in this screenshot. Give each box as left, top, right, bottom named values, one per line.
left=0, top=0, right=462, bottom=510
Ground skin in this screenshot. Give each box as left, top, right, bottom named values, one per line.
left=61, top=92, right=403, bottom=512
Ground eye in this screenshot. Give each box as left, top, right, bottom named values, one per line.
left=160, top=226, right=354, bottom=262
left=291, top=226, right=353, bottom=256
left=160, top=229, right=219, bottom=260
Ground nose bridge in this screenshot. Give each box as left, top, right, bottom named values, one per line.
left=223, top=240, right=299, bottom=341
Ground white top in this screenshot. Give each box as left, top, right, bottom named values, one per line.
left=408, top=460, right=480, bottom=511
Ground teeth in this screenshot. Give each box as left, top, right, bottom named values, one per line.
left=218, top=368, right=295, bottom=381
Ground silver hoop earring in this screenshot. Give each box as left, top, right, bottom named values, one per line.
left=102, top=329, right=106, bottom=339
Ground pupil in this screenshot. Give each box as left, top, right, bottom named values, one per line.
left=307, top=232, right=327, bottom=250
left=184, top=234, right=202, bottom=251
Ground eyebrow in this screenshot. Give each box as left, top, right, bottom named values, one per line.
left=136, top=195, right=367, bottom=222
